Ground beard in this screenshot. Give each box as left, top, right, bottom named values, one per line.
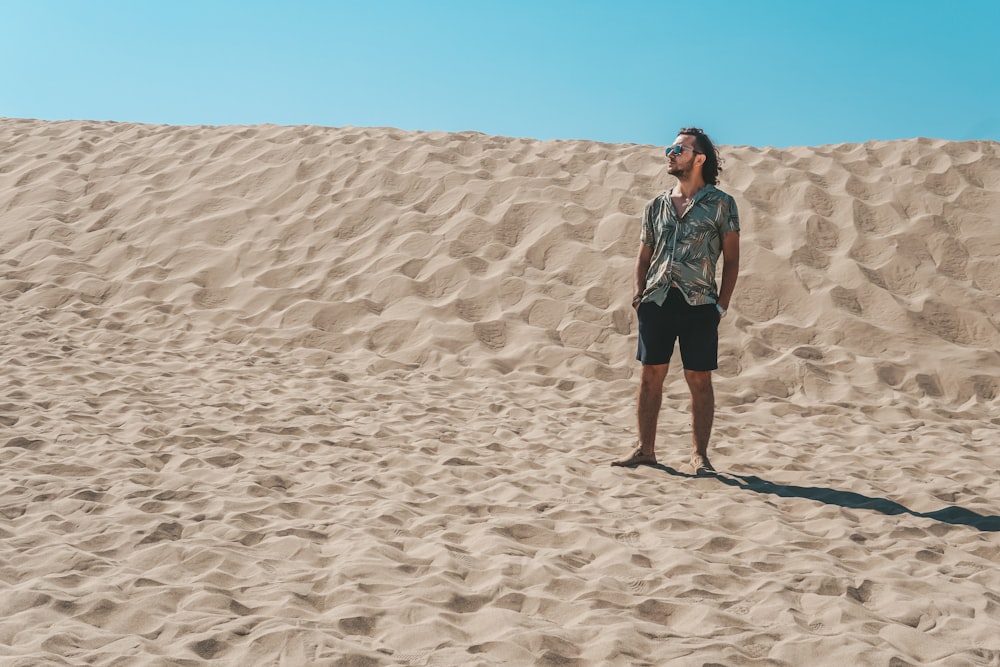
left=667, top=163, right=690, bottom=178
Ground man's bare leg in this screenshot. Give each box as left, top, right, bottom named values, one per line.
left=612, top=363, right=669, bottom=466
left=685, top=369, right=716, bottom=473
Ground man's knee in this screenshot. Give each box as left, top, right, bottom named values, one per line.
left=684, top=369, right=713, bottom=393
left=640, top=364, right=669, bottom=389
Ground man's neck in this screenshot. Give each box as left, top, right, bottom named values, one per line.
left=673, top=175, right=707, bottom=199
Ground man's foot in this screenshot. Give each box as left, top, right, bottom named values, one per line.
left=691, top=454, right=716, bottom=476
left=611, top=447, right=657, bottom=467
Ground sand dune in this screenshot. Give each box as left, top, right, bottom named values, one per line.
left=1, top=117, right=998, bottom=665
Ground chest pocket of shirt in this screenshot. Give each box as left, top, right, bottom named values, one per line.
left=678, top=216, right=720, bottom=251
left=657, top=217, right=678, bottom=241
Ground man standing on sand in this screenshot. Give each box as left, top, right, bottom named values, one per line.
left=612, top=127, right=740, bottom=475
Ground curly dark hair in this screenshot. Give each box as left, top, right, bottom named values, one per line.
left=678, top=127, right=723, bottom=185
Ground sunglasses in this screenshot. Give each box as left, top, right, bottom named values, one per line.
left=665, top=144, right=700, bottom=156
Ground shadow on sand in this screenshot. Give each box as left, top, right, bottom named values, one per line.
left=648, top=464, right=1000, bottom=532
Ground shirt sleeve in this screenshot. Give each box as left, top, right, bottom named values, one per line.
left=722, top=195, right=740, bottom=235
left=639, top=199, right=656, bottom=247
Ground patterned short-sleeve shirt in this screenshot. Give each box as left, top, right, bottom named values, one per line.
left=639, top=184, right=740, bottom=306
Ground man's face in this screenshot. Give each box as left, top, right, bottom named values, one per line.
left=666, top=134, right=700, bottom=178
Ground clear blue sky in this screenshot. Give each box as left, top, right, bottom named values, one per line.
left=3, top=0, right=998, bottom=148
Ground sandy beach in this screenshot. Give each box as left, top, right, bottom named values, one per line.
left=1, top=117, right=998, bottom=666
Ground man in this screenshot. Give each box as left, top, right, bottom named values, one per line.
left=612, top=127, right=740, bottom=475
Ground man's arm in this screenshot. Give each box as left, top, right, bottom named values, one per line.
left=633, top=242, right=653, bottom=308
left=717, top=231, right=740, bottom=310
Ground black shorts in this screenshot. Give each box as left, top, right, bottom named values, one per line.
left=636, top=288, right=720, bottom=370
